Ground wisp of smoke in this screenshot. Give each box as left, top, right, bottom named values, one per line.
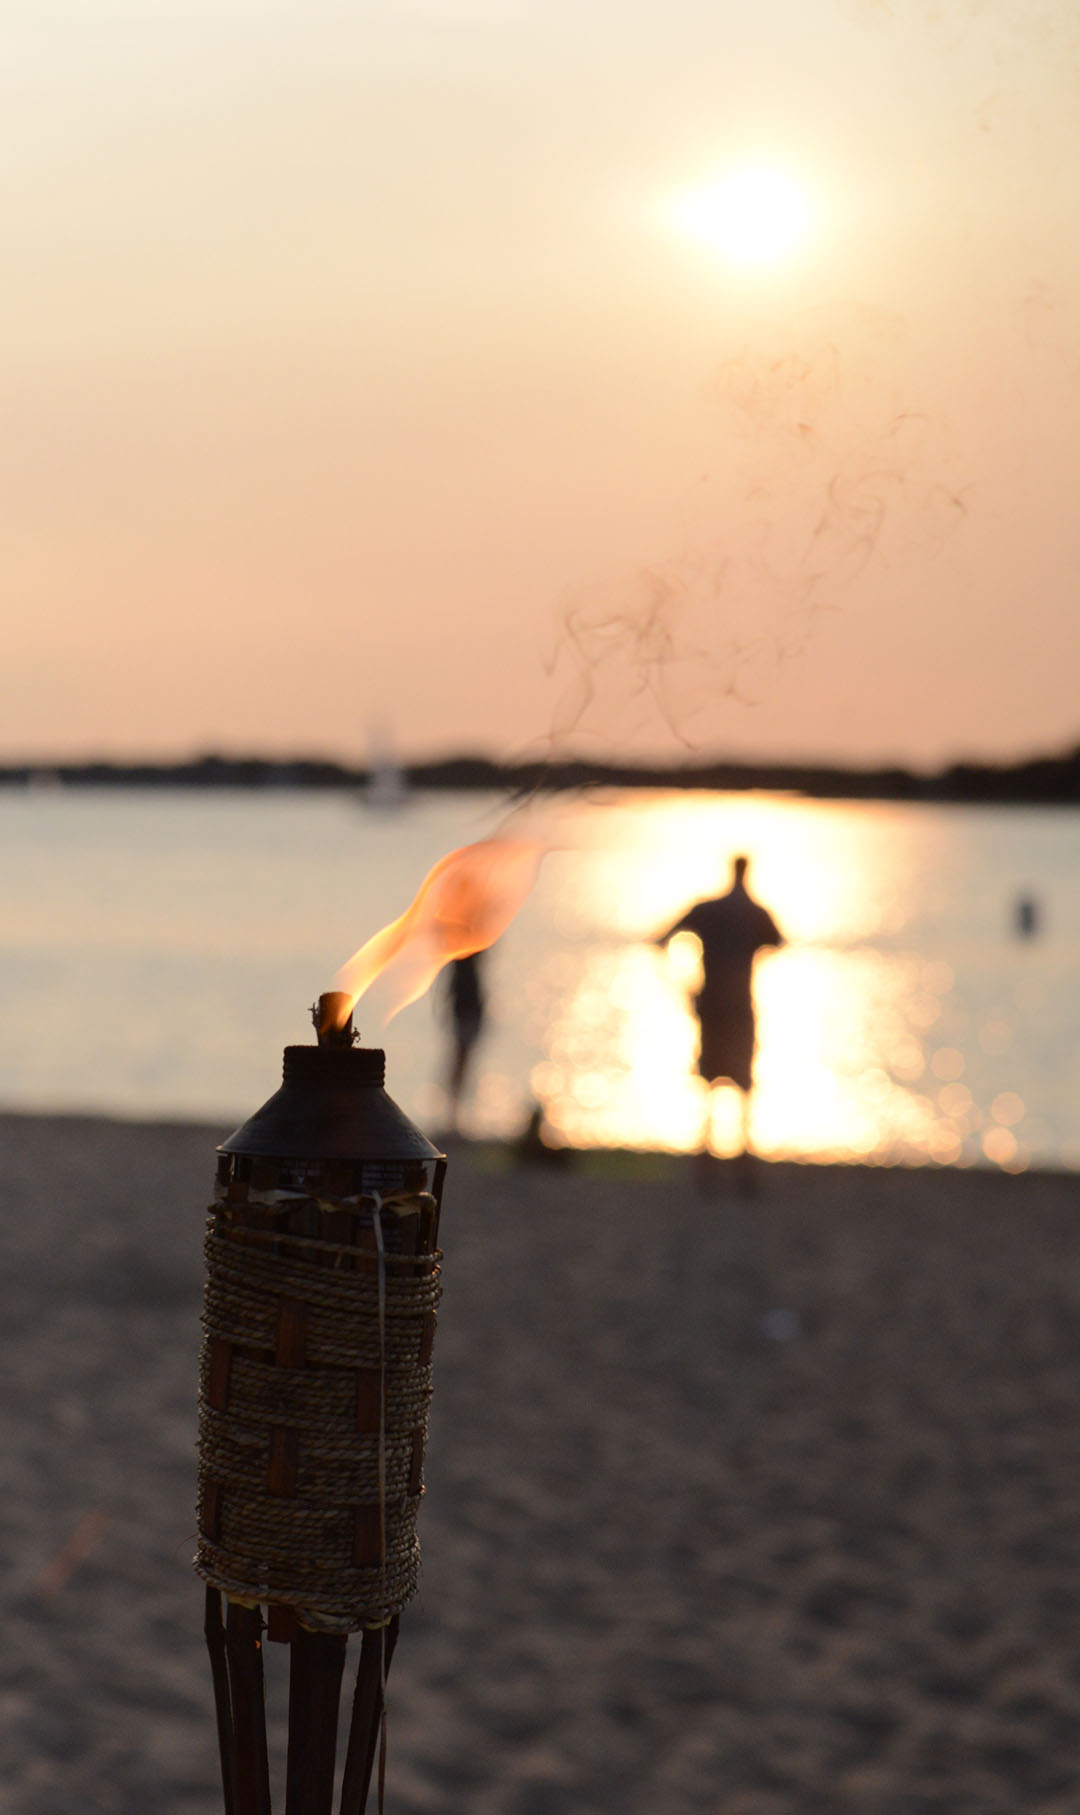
left=541, top=310, right=968, bottom=754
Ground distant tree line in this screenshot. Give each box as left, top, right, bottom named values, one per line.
left=2, top=746, right=1080, bottom=804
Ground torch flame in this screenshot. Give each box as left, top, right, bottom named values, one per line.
left=328, top=836, right=544, bottom=1030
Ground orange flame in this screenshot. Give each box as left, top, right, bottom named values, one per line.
left=328, top=836, right=544, bottom=1029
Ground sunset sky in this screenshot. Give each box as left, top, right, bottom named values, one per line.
left=4, top=0, right=1079, bottom=768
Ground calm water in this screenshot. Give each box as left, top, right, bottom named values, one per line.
left=1, top=787, right=1077, bottom=1171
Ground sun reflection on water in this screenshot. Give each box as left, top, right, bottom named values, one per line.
left=528, top=792, right=1039, bottom=1169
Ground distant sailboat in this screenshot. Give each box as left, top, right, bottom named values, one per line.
left=361, top=727, right=409, bottom=811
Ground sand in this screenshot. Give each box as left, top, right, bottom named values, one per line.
left=1, top=1112, right=1079, bottom=1813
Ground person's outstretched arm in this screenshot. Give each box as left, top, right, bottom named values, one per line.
left=654, top=905, right=698, bottom=947
left=759, top=907, right=785, bottom=949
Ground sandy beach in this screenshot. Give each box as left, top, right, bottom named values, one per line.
left=1, top=1111, right=1079, bottom=1813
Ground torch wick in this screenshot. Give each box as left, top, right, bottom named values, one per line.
left=313, top=992, right=357, bottom=1047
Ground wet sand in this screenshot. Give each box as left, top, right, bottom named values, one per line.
left=1, top=1112, right=1079, bottom=1813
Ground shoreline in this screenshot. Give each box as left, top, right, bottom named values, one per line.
left=0, top=1108, right=1072, bottom=1182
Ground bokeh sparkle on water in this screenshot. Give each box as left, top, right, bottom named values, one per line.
left=524, top=792, right=1072, bottom=1169
left=0, top=787, right=1076, bottom=1171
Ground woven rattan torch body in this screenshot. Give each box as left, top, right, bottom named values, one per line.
left=195, top=1012, right=446, bottom=1815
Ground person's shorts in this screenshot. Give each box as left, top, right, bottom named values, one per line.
left=696, top=1010, right=755, bottom=1092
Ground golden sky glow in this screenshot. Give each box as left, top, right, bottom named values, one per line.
left=3, top=3, right=1080, bottom=766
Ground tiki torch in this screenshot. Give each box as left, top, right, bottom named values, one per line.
left=196, top=995, right=445, bottom=1815
left=194, top=835, right=542, bottom=1815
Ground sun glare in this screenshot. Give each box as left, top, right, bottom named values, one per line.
left=670, top=165, right=813, bottom=266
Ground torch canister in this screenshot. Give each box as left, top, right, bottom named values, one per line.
left=195, top=1000, right=445, bottom=1815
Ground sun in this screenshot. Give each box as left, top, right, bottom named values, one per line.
left=669, top=165, right=813, bottom=266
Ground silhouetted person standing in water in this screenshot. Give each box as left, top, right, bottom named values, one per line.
left=657, top=855, right=784, bottom=1184
left=442, top=951, right=487, bottom=1134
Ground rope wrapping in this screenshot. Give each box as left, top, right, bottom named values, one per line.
left=195, top=1193, right=442, bottom=1634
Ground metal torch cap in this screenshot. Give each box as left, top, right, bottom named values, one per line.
left=219, top=1044, right=443, bottom=1161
